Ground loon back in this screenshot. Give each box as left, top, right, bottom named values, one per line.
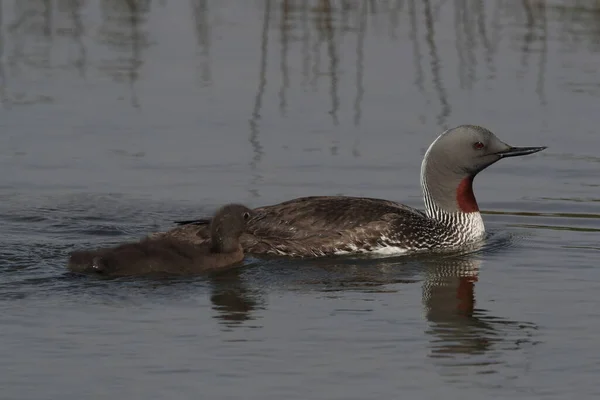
left=153, top=196, right=456, bottom=257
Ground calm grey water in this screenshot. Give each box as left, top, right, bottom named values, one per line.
left=1, top=0, right=599, bottom=399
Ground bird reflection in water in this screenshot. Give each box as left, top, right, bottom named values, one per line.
left=206, top=266, right=265, bottom=330
left=421, top=252, right=539, bottom=375
left=206, top=248, right=539, bottom=374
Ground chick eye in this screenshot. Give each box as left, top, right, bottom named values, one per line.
left=473, top=141, right=485, bottom=150
left=243, top=212, right=251, bottom=220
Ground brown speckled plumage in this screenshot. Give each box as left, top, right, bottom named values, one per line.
left=149, top=196, right=450, bottom=257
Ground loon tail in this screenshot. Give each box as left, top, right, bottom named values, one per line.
left=173, top=218, right=211, bottom=226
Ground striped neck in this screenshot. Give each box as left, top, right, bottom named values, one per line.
left=420, top=135, right=485, bottom=241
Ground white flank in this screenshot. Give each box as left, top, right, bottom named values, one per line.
left=333, top=245, right=409, bottom=256
left=333, top=237, right=410, bottom=256
left=370, top=245, right=410, bottom=256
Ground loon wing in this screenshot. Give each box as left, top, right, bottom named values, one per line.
left=158, top=196, right=431, bottom=256
left=248, top=196, right=424, bottom=236
left=173, top=196, right=424, bottom=232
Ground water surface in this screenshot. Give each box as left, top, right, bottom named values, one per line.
left=1, top=1, right=599, bottom=399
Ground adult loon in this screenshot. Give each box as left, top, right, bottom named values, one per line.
left=150, top=125, right=546, bottom=258
left=67, top=204, right=252, bottom=277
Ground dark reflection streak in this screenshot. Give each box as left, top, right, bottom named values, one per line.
left=322, top=0, right=339, bottom=127
left=408, top=0, right=426, bottom=99
left=124, top=0, right=141, bottom=109
left=353, top=0, right=366, bottom=128
left=350, top=0, right=366, bottom=159
left=70, top=0, right=88, bottom=78
left=301, top=0, right=310, bottom=86
left=8, top=3, right=46, bottom=98
left=475, top=0, right=494, bottom=80
left=369, top=0, right=376, bottom=13
left=310, top=10, right=320, bottom=91
left=7, top=4, right=27, bottom=92
left=520, top=0, right=535, bottom=73
left=462, top=0, right=476, bottom=89
left=340, top=0, right=350, bottom=32
left=388, top=0, right=403, bottom=39
left=454, top=0, right=465, bottom=89
left=423, top=0, right=450, bottom=129
left=0, top=0, right=6, bottom=107
left=43, top=0, right=51, bottom=37
left=190, top=0, right=212, bottom=86
left=536, top=1, right=547, bottom=106
left=41, top=0, right=52, bottom=75
left=490, top=0, right=502, bottom=64
left=278, top=0, right=289, bottom=117
left=247, top=0, right=270, bottom=198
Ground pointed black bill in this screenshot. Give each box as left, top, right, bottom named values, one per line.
left=495, top=146, right=547, bottom=158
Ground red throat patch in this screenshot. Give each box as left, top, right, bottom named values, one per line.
left=456, top=176, right=479, bottom=213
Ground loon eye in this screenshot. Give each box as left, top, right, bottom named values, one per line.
left=473, top=141, right=485, bottom=150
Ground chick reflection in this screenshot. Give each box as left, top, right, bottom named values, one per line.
left=207, top=268, right=264, bottom=329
